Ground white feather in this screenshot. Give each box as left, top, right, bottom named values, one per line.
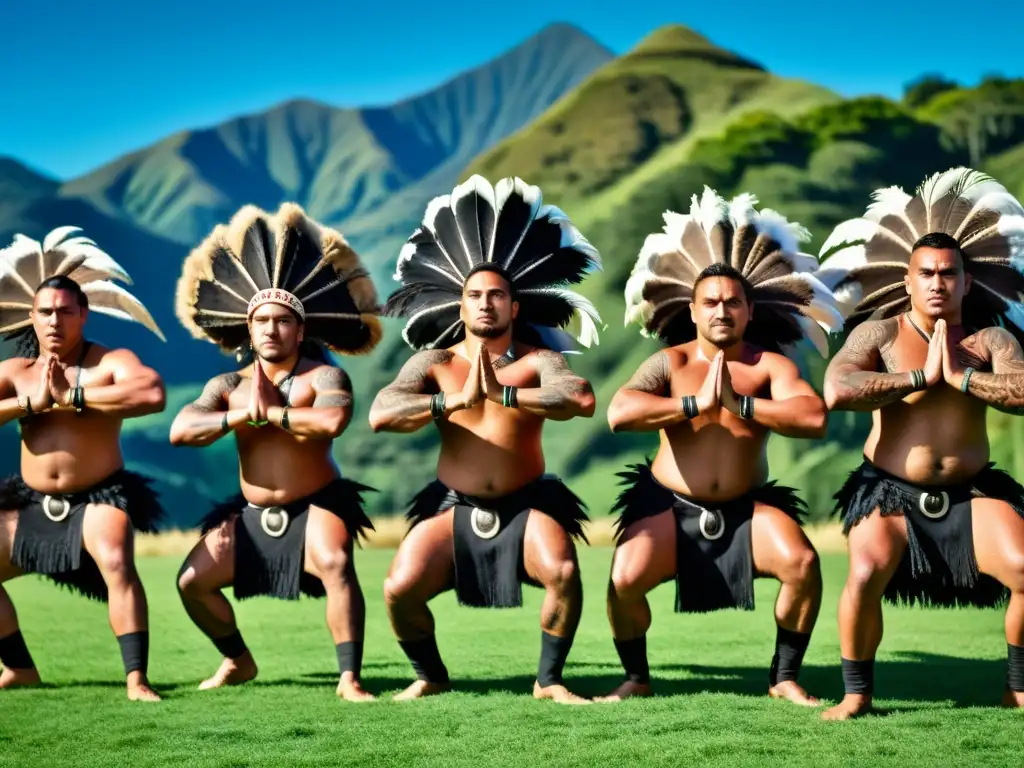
left=399, top=299, right=462, bottom=348
left=450, top=175, right=497, bottom=266
left=42, top=226, right=84, bottom=253
left=494, top=177, right=542, bottom=269
left=956, top=190, right=1024, bottom=242
left=517, top=286, right=602, bottom=348
left=81, top=281, right=166, bottom=341
left=819, top=218, right=881, bottom=258
left=998, top=214, right=1024, bottom=268
left=795, top=314, right=831, bottom=357
left=661, top=211, right=691, bottom=246
left=753, top=208, right=811, bottom=254
left=727, top=193, right=759, bottom=230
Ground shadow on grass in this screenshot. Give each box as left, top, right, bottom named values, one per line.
left=268, top=652, right=1011, bottom=712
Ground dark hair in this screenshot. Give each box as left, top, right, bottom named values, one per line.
left=464, top=262, right=516, bottom=298
left=912, top=232, right=966, bottom=266
left=692, top=262, right=753, bottom=302
left=35, top=275, right=89, bottom=309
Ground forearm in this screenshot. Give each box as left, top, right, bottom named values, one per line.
left=368, top=391, right=437, bottom=433
left=77, top=377, right=166, bottom=417
left=608, top=392, right=690, bottom=432
left=825, top=370, right=918, bottom=411
left=964, top=371, right=1024, bottom=410
left=170, top=408, right=249, bottom=446
left=731, top=396, right=827, bottom=438
left=0, top=396, right=27, bottom=428
left=501, top=382, right=594, bottom=421
left=267, top=406, right=349, bottom=438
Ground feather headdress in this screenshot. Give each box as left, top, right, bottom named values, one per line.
left=384, top=175, right=603, bottom=352
left=176, top=203, right=382, bottom=358
left=816, top=167, right=1024, bottom=335
left=0, top=226, right=165, bottom=357
left=624, top=187, right=845, bottom=356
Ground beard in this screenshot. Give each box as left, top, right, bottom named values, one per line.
left=256, top=341, right=295, bottom=363
left=703, top=322, right=742, bottom=346
left=466, top=319, right=510, bottom=339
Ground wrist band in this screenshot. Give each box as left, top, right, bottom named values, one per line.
left=681, top=395, right=699, bottom=419
left=221, top=412, right=229, bottom=432
left=909, top=369, right=926, bottom=390
left=739, top=395, right=754, bottom=420
left=502, top=386, right=518, bottom=409
left=71, top=386, right=84, bottom=411
left=281, top=407, right=290, bottom=430
left=961, top=367, right=974, bottom=394
left=429, top=392, right=446, bottom=420
left=20, top=396, right=33, bottom=416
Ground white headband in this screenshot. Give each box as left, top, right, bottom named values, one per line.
left=247, top=288, right=305, bottom=320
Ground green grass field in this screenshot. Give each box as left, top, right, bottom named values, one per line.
left=1, top=550, right=1020, bottom=767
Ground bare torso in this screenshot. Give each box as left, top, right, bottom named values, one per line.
left=224, top=361, right=342, bottom=506
left=431, top=346, right=547, bottom=496
left=651, top=344, right=772, bottom=501
left=865, top=315, right=990, bottom=484
left=11, top=345, right=126, bottom=493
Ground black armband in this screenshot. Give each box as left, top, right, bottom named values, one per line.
left=681, top=395, right=699, bottom=419
left=429, top=392, right=447, bottom=420
left=281, top=407, right=290, bottom=431
left=909, top=369, right=926, bottom=390
left=739, top=395, right=754, bottom=420
left=502, top=385, right=518, bottom=409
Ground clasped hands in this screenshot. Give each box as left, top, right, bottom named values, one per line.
left=917, top=318, right=971, bottom=391
left=245, top=361, right=283, bottom=427
left=690, top=350, right=745, bottom=416
left=20, top=355, right=82, bottom=413
left=444, top=344, right=507, bottom=414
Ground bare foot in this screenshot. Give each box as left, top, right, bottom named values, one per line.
left=198, top=654, right=258, bottom=690
left=336, top=673, right=376, bottom=702
left=1001, top=689, right=1024, bottom=708
left=0, top=666, right=41, bottom=689
left=593, top=680, right=652, bottom=702
left=392, top=679, right=450, bottom=701
left=533, top=681, right=591, bottom=705
left=822, top=694, right=873, bottom=720
left=769, top=680, right=820, bottom=707
left=127, top=679, right=162, bottom=702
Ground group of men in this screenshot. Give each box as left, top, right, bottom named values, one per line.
left=0, top=168, right=1022, bottom=720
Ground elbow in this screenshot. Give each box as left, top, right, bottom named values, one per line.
left=326, top=410, right=348, bottom=438
left=823, top=380, right=842, bottom=411
left=140, top=376, right=166, bottom=413
left=577, top=390, right=596, bottom=419
left=806, top=404, right=828, bottom=438
left=168, top=422, right=188, bottom=447
left=367, top=409, right=388, bottom=433
left=606, top=397, right=629, bottom=433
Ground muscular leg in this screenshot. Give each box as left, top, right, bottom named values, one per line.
left=971, top=498, right=1024, bottom=708
left=822, top=510, right=907, bottom=721
left=751, top=503, right=822, bottom=707
left=383, top=509, right=455, bottom=700
left=0, top=510, right=39, bottom=689
left=80, top=503, right=159, bottom=702
left=176, top=517, right=258, bottom=689
left=522, top=509, right=589, bottom=705
left=303, top=506, right=373, bottom=702
left=597, top=508, right=676, bottom=702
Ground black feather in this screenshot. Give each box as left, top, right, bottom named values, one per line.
left=278, top=226, right=323, bottom=294
left=208, top=247, right=258, bottom=299
left=240, top=216, right=274, bottom=290
left=491, top=188, right=536, bottom=268
left=428, top=204, right=474, bottom=277
left=452, top=186, right=495, bottom=265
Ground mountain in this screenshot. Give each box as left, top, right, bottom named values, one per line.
left=58, top=23, right=614, bottom=283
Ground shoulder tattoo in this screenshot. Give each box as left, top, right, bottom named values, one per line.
left=192, top=372, right=242, bottom=411
left=622, top=351, right=671, bottom=395
left=312, top=365, right=354, bottom=408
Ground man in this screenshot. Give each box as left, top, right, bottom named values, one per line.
left=816, top=167, right=1024, bottom=719
left=0, top=227, right=168, bottom=700
left=600, top=188, right=846, bottom=704
left=370, top=175, right=602, bottom=704
left=170, top=203, right=383, bottom=701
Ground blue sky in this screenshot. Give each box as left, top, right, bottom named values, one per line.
left=2, top=0, right=1022, bottom=180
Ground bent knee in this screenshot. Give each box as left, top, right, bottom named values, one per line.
left=998, top=556, right=1024, bottom=593
left=610, top=564, right=648, bottom=602
left=780, top=546, right=820, bottom=586
left=94, top=547, right=133, bottom=580
left=383, top=573, right=415, bottom=607
left=542, top=558, right=578, bottom=592
left=847, top=552, right=898, bottom=593
left=312, top=549, right=351, bottom=582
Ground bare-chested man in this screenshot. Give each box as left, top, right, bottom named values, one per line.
left=169, top=203, right=383, bottom=701
left=369, top=175, right=602, bottom=704
left=815, top=168, right=1024, bottom=719
left=0, top=228, right=168, bottom=700
left=599, top=189, right=846, bottom=705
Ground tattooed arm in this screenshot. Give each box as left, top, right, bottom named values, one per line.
left=958, top=327, right=1024, bottom=413
left=266, top=365, right=354, bottom=438
left=823, top=319, right=921, bottom=411
left=169, top=373, right=245, bottom=447
left=497, top=350, right=595, bottom=421
left=368, top=350, right=455, bottom=433
left=607, top=351, right=689, bottom=432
